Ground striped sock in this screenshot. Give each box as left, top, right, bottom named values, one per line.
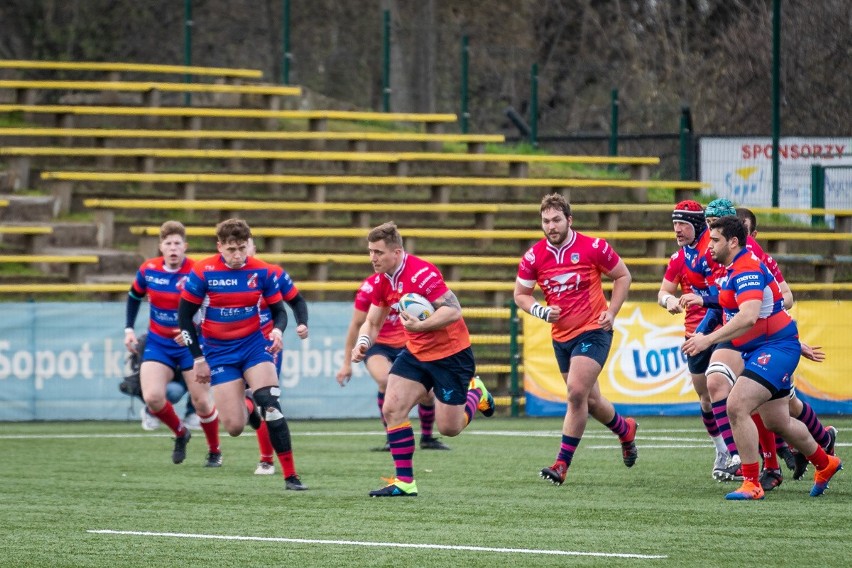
left=797, top=402, right=830, bottom=449
left=418, top=403, right=435, bottom=438
left=463, top=386, right=481, bottom=425
left=198, top=407, right=220, bottom=454
left=604, top=413, right=629, bottom=440
left=702, top=410, right=721, bottom=438
left=556, top=435, right=582, bottom=467
left=775, top=435, right=788, bottom=453
left=388, top=421, right=415, bottom=483
left=151, top=401, right=185, bottom=436
left=712, top=399, right=739, bottom=457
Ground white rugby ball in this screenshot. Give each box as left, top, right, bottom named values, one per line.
left=398, top=292, right=434, bottom=321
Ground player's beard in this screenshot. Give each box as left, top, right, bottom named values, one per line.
left=546, top=226, right=569, bottom=246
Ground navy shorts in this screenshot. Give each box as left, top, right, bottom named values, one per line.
left=686, top=343, right=714, bottom=375
left=365, top=343, right=404, bottom=364
left=204, top=331, right=275, bottom=386
left=143, top=331, right=194, bottom=372
left=552, top=329, right=613, bottom=374
left=740, top=339, right=801, bottom=400
left=390, top=346, right=476, bottom=406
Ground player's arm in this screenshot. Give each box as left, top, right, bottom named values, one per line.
left=779, top=280, right=794, bottom=310
left=703, top=299, right=760, bottom=344
left=267, top=299, right=288, bottom=353
left=124, top=287, right=144, bottom=353
left=401, top=289, right=463, bottom=333
left=285, top=292, right=309, bottom=339
left=177, top=298, right=204, bottom=360
left=514, top=278, right=560, bottom=323
left=601, top=259, right=631, bottom=330
left=337, top=308, right=368, bottom=386
left=657, top=278, right=683, bottom=314
left=352, top=303, right=390, bottom=363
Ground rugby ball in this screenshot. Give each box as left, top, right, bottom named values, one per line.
left=398, top=293, right=434, bottom=321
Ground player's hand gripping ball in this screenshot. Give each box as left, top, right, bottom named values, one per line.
left=398, top=293, right=434, bottom=321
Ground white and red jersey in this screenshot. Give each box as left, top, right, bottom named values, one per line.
left=354, top=276, right=406, bottom=348
left=368, top=253, right=470, bottom=361
left=517, top=231, right=621, bottom=342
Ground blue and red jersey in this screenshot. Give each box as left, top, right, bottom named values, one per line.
left=664, top=228, right=714, bottom=334
left=131, top=256, right=194, bottom=339
left=717, top=248, right=797, bottom=351
left=258, top=263, right=299, bottom=335
left=181, top=255, right=282, bottom=341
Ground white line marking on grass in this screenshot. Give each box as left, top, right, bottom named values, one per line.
left=87, top=529, right=668, bottom=559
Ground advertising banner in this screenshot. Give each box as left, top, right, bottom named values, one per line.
left=699, top=136, right=852, bottom=222
left=0, top=302, right=381, bottom=421
left=523, top=301, right=852, bottom=416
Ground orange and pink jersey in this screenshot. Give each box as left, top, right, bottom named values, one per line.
left=517, top=231, right=621, bottom=342
left=131, top=256, right=194, bottom=339
left=368, top=253, right=470, bottom=361
left=355, top=276, right=406, bottom=348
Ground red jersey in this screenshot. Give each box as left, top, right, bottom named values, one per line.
left=663, top=228, right=713, bottom=334
left=355, top=276, right=405, bottom=348
left=368, top=253, right=470, bottom=361
left=131, top=256, right=193, bottom=339
left=181, top=255, right=282, bottom=341
left=517, top=231, right=621, bottom=342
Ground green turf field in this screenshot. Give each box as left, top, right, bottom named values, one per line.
left=1, top=416, right=849, bottom=567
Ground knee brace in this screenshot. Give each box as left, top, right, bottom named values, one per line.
left=253, top=386, right=292, bottom=453
left=706, top=362, right=737, bottom=387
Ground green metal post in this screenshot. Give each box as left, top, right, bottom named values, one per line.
left=679, top=107, right=690, bottom=180
left=281, top=0, right=291, bottom=85
left=609, top=88, right=619, bottom=159
left=382, top=10, right=391, bottom=112
left=508, top=302, right=521, bottom=417
left=811, top=164, right=825, bottom=227
left=771, top=0, right=781, bottom=207
left=183, top=0, right=193, bottom=106
left=529, top=63, right=538, bottom=147
left=460, top=35, right=469, bottom=134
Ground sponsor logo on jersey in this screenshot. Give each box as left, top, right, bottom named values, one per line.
left=209, top=278, right=238, bottom=286
left=411, top=266, right=429, bottom=282
left=592, top=238, right=600, bottom=249
left=247, top=273, right=258, bottom=289
left=176, top=276, right=189, bottom=290
left=757, top=353, right=772, bottom=366
left=360, top=281, right=374, bottom=293
left=542, top=271, right=581, bottom=294
left=145, top=275, right=171, bottom=286
left=524, top=249, right=536, bottom=264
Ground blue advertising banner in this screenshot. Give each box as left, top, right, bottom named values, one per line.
left=0, top=302, right=381, bottom=421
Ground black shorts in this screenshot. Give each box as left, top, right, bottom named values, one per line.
left=390, top=346, right=476, bottom=406
left=552, top=329, right=613, bottom=374
left=365, top=343, right=404, bottom=364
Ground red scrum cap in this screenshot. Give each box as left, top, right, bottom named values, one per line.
left=672, top=200, right=705, bottom=237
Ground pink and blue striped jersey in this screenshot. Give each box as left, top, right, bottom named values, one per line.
left=664, top=228, right=713, bottom=334
left=131, top=256, right=194, bottom=339
left=717, top=249, right=797, bottom=351
left=181, top=255, right=282, bottom=341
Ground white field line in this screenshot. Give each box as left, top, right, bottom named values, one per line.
left=4, top=430, right=849, bottom=449
left=87, top=529, right=668, bottom=560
